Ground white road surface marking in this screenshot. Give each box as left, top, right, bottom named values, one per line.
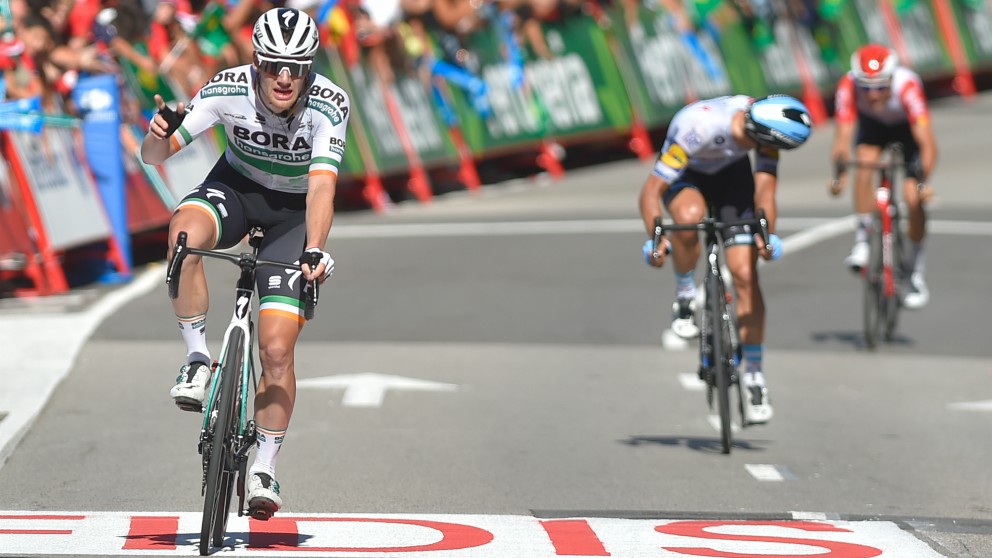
left=745, top=464, right=790, bottom=482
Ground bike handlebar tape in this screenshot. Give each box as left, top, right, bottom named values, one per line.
left=768, top=233, right=783, bottom=260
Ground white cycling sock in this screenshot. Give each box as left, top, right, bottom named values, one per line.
left=744, top=371, right=767, bottom=389
left=855, top=214, right=872, bottom=244
left=251, top=426, right=286, bottom=478
left=177, top=313, right=210, bottom=365
left=911, top=242, right=925, bottom=274
left=675, top=270, right=696, bottom=300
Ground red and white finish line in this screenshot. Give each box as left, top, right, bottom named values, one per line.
left=0, top=512, right=941, bottom=556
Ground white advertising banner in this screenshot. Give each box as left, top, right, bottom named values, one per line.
left=9, top=128, right=111, bottom=250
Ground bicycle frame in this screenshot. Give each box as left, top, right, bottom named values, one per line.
left=197, top=245, right=260, bottom=489
left=836, top=144, right=908, bottom=347
left=873, top=149, right=902, bottom=299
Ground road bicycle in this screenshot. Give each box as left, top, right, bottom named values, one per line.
left=166, top=229, right=319, bottom=556
left=833, top=144, right=912, bottom=349
left=652, top=210, right=769, bottom=454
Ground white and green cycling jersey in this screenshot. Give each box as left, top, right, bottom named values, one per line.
left=170, top=64, right=349, bottom=194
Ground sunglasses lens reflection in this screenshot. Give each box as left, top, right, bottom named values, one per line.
left=258, top=59, right=309, bottom=78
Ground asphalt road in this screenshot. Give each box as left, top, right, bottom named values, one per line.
left=1, top=93, right=990, bottom=557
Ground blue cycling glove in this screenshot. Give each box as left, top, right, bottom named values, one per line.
left=767, top=233, right=783, bottom=260
left=642, top=239, right=653, bottom=265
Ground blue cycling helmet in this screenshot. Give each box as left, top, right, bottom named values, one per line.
left=744, top=95, right=812, bottom=150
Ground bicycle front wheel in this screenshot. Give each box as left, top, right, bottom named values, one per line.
left=199, top=328, right=244, bottom=555
left=710, top=279, right=732, bottom=454
left=863, top=222, right=884, bottom=349
left=883, top=224, right=906, bottom=341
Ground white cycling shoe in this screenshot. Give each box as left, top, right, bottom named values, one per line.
left=670, top=298, right=700, bottom=339
left=902, top=272, right=929, bottom=310
left=170, top=362, right=212, bottom=412
left=742, top=376, right=773, bottom=425
left=247, top=472, right=283, bottom=520
left=844, top=241, right=870, bottom=272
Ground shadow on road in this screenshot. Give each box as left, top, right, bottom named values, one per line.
left=622, top=435, right=769, bottom=454
left=810, top=330, right=915, bottom=349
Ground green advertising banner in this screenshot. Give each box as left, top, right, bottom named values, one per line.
left=816, top=0, right=872, bottom=80
left=606, top=3, right=732, bottom=127
left=850, top=0, right=953, bottom=77
left=946, top=0, right=992, bottom=68
left=449, top=14, right=632, bottom=155
left=345, top=61, right=459, bottom=174
left=113, top=1, right=984, bottom=195
left=314, top=47, right=459, bottom=176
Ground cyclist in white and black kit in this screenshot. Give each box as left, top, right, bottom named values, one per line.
left=638, top=95, right=811, bottom=424
left=141, top=7, right=348, bottom=518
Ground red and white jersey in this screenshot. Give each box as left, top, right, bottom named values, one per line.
left=834, top=66, right=929, bottom=126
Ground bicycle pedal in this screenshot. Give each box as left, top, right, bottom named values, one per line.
left=175, top=399, right=203, bottom=413
left=248, top=505, right=275, bottom=521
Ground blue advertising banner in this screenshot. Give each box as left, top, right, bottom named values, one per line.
left=72, top=74, right=130, bottom=280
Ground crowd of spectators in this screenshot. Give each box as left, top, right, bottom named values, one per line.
left=0, top=0, right=591, bottom=118
left=0, top=1, right=836, bottom=127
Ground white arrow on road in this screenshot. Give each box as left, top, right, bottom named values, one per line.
left=948, top=400, right=992, bottom=412
left=297, top=373, right=458, bottom=408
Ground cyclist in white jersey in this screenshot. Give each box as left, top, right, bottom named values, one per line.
left=828, top=44, right=937, bottom=309
left=140, top=7, right=348, bottom=518
left=638, top=95, right=812, bottom=424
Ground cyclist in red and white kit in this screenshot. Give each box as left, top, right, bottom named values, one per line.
left=141, top=7, right=349, bottom=518
left=829, top=44, right=937, bottom=309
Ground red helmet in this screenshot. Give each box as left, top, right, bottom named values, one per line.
left=851, top=44, right=898, bottom=87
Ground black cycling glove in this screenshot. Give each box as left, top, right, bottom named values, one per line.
left=158, top=104, right=186, bottom=138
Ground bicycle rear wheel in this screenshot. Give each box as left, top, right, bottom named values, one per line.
left=199, top=328, right=244, bottom=556
left=710, top=278, right=732, bottom=454
left=863, top=221, right=884, bottom=349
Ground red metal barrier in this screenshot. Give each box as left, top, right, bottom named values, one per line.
left=3, top=132, right=69, bottom=293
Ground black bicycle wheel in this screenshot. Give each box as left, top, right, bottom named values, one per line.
left=711, top=278, right=732, bottom=454
left=726, top=303, right=746, bottom=430
left=884, top=223, right=906, bottom=341
left=863, top=220, right=883, bottom=349
left=199, top=328, right=244, bottom=555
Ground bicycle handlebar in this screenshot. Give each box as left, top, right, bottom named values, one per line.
left=833, top=158, right=904, bottom=180
left=652, top=210, right=769, bottom=255
left=166, top=231, right=320, bottom=320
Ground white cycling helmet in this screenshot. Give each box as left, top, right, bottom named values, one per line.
left=850, top=44, right=898, bottom=88
left=744, top=95, right=813, bottom=150
left=252, top=7, right=320, bottom=60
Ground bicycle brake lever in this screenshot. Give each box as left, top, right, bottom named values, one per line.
left=651, top=216, right=671, bottom=257
left=304, top=279, right=318, bottom=321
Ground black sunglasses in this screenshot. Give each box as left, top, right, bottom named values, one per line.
left=255, top=55, right=312, bottom=78
left=857, top=82, right=891, bottom=92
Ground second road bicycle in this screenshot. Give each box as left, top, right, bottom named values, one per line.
left=652, top=210, right=770, bottom=454
left=833, top=143, right=915, bottom=349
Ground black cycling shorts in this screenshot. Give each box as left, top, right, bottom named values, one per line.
left=662, top=156, right=759, bottom=246
left=176, top=157, right=310, bottom=323
left=855, top=114, right=924, bottom=180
